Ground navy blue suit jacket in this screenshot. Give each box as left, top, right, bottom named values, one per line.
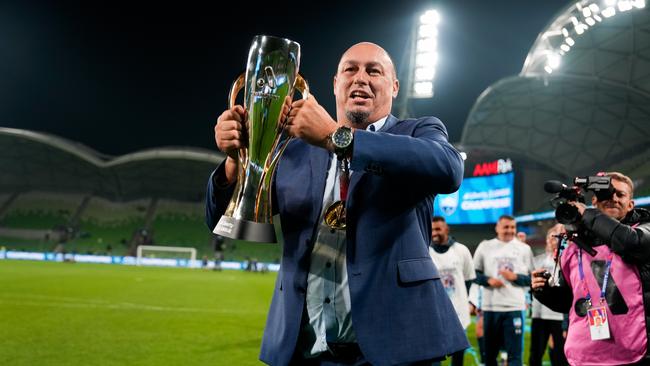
left=206, top=115, right=469, bottom=365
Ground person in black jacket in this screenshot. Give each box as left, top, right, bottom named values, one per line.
left=532, top=171, right=650, bottom=365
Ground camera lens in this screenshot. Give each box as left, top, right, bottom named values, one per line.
left=555, top=203, right=580, bottom=224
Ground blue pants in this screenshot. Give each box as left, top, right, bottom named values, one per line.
left=483, top=311, right=524, bottom=366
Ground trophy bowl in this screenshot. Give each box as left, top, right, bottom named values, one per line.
left=213, top=35, right=308, bottom=243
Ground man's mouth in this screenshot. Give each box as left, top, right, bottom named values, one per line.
left=350, top=90, right=371, bottom=100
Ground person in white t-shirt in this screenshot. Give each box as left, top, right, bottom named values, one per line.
left=429, top=216, right=475, bottom=366
left=473, top=215, right=534, bottom=366
left=529, top=223, right=568, bottom=366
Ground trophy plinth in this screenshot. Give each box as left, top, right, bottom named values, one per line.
left=212, top=35, right=308, bottom=244
left=214, top=216, right=276, bottom=243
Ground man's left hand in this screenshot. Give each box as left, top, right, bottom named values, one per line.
left=285, top=95, right=338, bottom=150
left=568, top=201, right=587, bottom=215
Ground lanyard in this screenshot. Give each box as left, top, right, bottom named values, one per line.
left=337, top=157, right=350, bottom=202
left=577, top=248, right=614, bottom=303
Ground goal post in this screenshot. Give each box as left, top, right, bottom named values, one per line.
left=136, top=245, right=197, bottom=266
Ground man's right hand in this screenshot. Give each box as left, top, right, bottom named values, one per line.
left=215, top=105, right=247, bottom=159
left=214, top=105, right=247, bottom=184
left=531, top=268, right=549, bottom=291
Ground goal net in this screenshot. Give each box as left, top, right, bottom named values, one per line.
left=136, top=245, right=197, bottom=267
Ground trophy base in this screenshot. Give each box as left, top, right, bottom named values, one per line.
left=213, top=216, right=277, bottom=243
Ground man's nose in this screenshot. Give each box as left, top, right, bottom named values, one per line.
left=353, top=73, right=369, bottom=85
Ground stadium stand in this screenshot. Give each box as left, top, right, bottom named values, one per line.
left=458, top=2, right=650, bottom=248
left=0, top=127, right=284, bottom=262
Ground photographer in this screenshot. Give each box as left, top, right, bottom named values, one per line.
left=532, top=172, right=650, bottom=365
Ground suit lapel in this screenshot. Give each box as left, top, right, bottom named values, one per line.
left=310, top=146, right=331, bottom=221
left=348, top=115, right=399, bottom=206
left=381, top=114, right=399, bottom=132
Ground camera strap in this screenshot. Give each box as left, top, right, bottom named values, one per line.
left=577, top=248, right=614, bottom=304
left=578, top=248, right=614, bottom=340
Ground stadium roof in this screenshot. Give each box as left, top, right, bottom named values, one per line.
left=461, top=1, right=650, bottom=180
left=0, top=127, right=224, bottom=202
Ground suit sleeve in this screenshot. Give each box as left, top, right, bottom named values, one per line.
left=205, top=161, right=236, bottom=231
left=350, top=117, right=464, bottom=194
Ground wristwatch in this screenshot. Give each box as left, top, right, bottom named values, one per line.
left=330, top=126, right=354, bottom=158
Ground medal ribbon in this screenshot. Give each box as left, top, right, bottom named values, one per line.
left=338, top=158, right=350, bottom=202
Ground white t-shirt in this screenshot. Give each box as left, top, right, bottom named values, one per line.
left=429, top=241, right=476, bottom=329
left=531, top=253, right=564, bottom=321
left=473, top=238, right=534, bottom=312
left=468, top=283, right=483, bottom=310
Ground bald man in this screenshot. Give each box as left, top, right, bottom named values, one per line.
left=207, top=42, right=468, bottom=365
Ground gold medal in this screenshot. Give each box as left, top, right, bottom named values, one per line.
left=323, top=157, right=350, bottom=230
left=324, top=200, right=346, bottom=230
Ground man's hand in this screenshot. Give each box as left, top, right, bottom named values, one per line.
left=487, top=277, right=505, bottom=288
left=285, top=95, right=338, bottom=150
left=214, top=105, right=247, bottom=184
left=499, top=269, right=518, bottom=282
left=531, top=268, right=548, bottom=291
left=568, top=200, right=587, bottom=216
left=215, top=105, right=247, bottom=159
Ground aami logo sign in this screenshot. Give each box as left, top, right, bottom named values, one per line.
left=472, top=158, right=513, bottom=177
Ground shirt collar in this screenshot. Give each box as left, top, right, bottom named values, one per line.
left=367, top=116, right=388, bottom=132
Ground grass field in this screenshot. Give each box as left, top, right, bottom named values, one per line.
left=0, top=260, right=274, bottom=365
left=0, top=260, right=548, bottom=365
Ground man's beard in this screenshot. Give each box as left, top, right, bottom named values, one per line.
left=346, top=110, right=370, bottom=126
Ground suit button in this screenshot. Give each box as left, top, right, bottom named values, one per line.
left=325, top=297, right=331, bottom=304
left=326, top=262, right=332, bottom=268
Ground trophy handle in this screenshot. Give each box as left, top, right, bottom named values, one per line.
left=267, top=73, right=310, bottom=167
left=228, top=73, right=246, bottom=109
left=226, top=72, right=248, bottom=186
left=294, top=74, right=310, bottom=100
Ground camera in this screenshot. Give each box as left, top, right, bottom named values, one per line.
left=544, top=175, right=614, bottom=225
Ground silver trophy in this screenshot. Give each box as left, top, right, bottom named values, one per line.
left=213, top=35, right=309, bottom=243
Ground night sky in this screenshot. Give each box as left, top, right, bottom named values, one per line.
left=0, top=0, right=569, bottom=156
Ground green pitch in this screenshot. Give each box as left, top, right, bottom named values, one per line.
left=0, top=260, right=549, bottom=365
left=0, top=260, right=274, bottom=366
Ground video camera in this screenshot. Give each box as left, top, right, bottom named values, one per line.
left=544, top=175, right=614, bottom=257
left=544, top=175, right=614, bottom=225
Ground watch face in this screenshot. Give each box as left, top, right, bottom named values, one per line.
left=333, top=128, right=353, bottom=148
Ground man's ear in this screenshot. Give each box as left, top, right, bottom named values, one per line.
left=333, top=76, right=338, bottom=97
left=392, top=79, right=399, bottom=98
left=591, top=195, right=598, bottom=206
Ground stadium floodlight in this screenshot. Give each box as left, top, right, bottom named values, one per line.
left=619, top=0, right=633, bottom=11
left=526, top=0, right=647, bottom=77
left=409, top=9, right=439, bottom=99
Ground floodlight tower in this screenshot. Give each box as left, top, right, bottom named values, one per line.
left=397, top=8, right=440, bottom=119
